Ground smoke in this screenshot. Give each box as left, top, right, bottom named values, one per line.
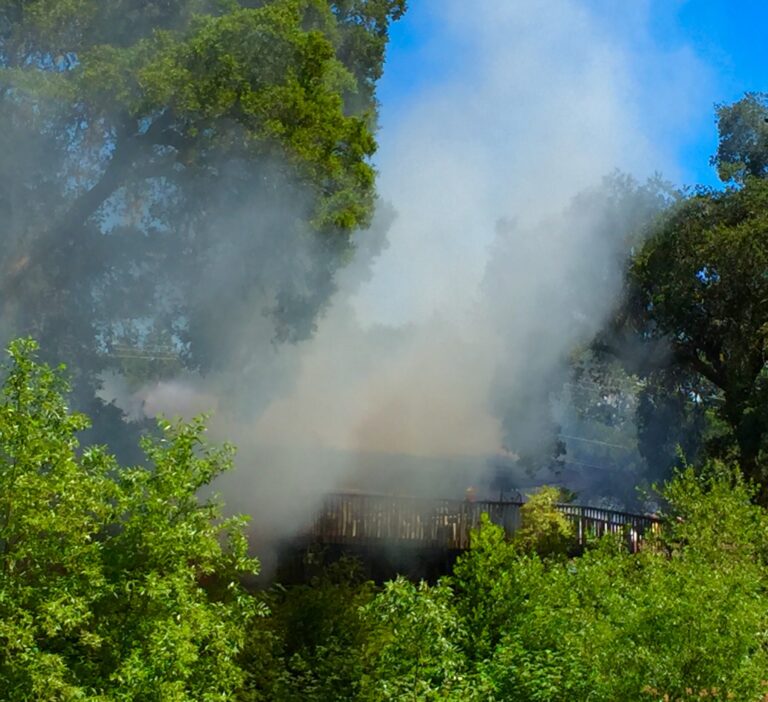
left=102, top=1, right=713, bottom=533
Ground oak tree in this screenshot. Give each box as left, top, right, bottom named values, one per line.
left=0, top=0, right=404, bottom=442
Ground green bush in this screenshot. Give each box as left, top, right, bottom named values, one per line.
left=0, top=339, right=260, bottom=700
left=515, top=485, right=575, bottom=556
left=448, top=467, right=768, bottom=700
left=240, top=557, right=374, bottom=702
left=240, top=466, right=768, bottom=701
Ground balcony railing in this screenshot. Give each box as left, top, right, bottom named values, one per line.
left=308, top=492, right=660, bottom=552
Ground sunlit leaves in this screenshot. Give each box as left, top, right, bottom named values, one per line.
left=0, top=340, right=260, bottom=698
left=246, top=469, right=768, bottom=701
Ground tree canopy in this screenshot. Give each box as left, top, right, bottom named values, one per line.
left=0, top=0, right=404, bottom=443
left=629, top=180, right=768, bottom=476
left=621, top=93, right=768, bottom=500
left=712, top=91, right=768, bottom=183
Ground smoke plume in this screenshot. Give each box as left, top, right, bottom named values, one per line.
left=104, top=1, right=713, bottom=533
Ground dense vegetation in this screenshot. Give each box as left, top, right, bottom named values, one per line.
left=569, top=92, right=768, bottom=504
left=627, top=176, right=768, bottom=494
left=0, top=340, right=260, bottom=699
left=243, top=469, right=768, bottom=701
left=3, top=0, right=768, bottom=698
left=0, top=341, right=767, bottom=700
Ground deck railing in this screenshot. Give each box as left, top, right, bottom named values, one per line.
left=309, top=492, right=660, bottom=552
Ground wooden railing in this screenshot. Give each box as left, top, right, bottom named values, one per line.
left=309, top=492, right=660, bottom=552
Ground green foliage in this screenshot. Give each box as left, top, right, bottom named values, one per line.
left=452, top=471, right=768, bottom=700
left=0, top=339, right=260, bottom=700
left=610, top=93, right=768, bottom=498
left=240, top=556, right=374, bottom=702
left=628, top=177, right=768, bottom=495
left=0, top=0, right=405, bottom=446
left=249, top=469, right=768, bottom=701
left=712, top=92, right=768, bottom=183
left=358, top=577, right=467, bottom=701
left=124, top=0, right=377, bottom=230
left=516, top=486, right=574, bottom=556
left=449, top=513, right=541, bottom=666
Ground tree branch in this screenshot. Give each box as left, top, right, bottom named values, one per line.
left=674, top=346, right=726, bottom=390
left=0, top=112, right=178, bottom=298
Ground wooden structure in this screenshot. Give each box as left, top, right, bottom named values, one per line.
left=309, top=492, right=659, bottom=553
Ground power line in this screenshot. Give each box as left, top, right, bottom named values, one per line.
left=559, top=434, right=634, bottom=451
left=559, top=458, right=638, bottom=473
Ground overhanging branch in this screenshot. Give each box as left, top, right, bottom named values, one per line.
left=0, top=111, right=178, bottom=300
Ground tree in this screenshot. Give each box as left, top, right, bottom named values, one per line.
left=0, top=339, right=260, bottom=699
left=0, top=0, right=405, bottom=444
left=358, top=578, right=467, bottom=702
left=627, top=177, right=768, bottom=498
left=457, top=466, right=768, bottom=701
left=712, top=92, right=768, bottom=183
left=589, top=95, right=768, bottom=496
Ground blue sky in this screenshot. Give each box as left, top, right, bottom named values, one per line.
left=660, top=1, right=768, bottom=186
left=377, top=1, right=768, bottom=190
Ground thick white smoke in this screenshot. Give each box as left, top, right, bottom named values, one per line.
left=109, top=1, right=714, bottom=535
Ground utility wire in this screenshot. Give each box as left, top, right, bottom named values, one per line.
left=559, top=458, right=637, bottom=473
left=559, top=434, right=634, bottom=451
